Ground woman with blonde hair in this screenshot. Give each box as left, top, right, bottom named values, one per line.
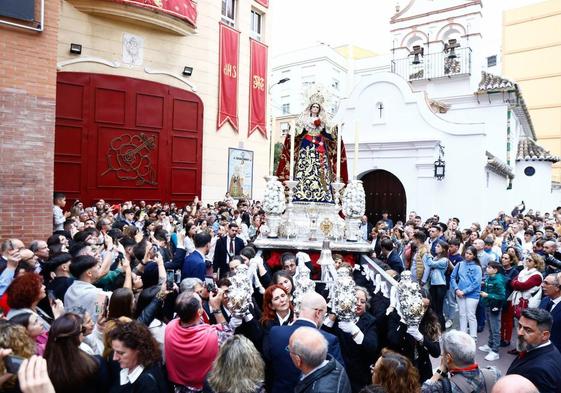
left=204, top=335, right=265, bottom=393
left=371, top=349, right=420, bottom=393
left=0, top=321, right=35, bottom=390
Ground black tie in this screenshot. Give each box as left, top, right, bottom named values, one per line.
left=229, top=238, right=234, bottom=255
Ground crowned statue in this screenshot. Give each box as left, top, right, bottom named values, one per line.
left=276, top=88, right=349, bottom=203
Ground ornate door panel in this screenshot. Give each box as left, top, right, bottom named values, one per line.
left=55, top=72, right=203, bottom=205
left=361, top=169, right=406, bottom=225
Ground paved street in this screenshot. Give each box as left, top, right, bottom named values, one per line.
left=430, top=326, right=515, bottom=377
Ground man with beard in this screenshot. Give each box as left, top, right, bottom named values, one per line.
left=506, top=308, right=561, bottom=393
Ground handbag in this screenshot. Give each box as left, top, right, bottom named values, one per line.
left=514, top=297, right=529, bottom=319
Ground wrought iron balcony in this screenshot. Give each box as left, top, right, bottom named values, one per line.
left=391, top=47, right=472, bottom=82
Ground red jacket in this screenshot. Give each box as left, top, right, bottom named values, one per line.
left=164, top=319, right=224, bottom=389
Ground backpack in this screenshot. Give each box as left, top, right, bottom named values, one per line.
left=441, top=367, right=497, bottom=393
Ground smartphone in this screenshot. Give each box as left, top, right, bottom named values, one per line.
left=4, top=355, right=24, bottom=374
left=166, top=269, right=175, bottom=290
left=47, top=290, right=56, bottom=306
left=205, top=278, right=218, bottom=294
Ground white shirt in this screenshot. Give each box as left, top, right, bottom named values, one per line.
left=120, top=365, right=144, bottom=385
left=277, top=312, right=291, bottom=326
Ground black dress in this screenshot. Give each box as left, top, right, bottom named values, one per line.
left=108, top=361, right=168, bottom=393
left=386, top=310, right=441, bottom=382
left=327, top=313, right=379, bottom=393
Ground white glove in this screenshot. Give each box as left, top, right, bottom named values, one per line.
left=386, top=286, right=398, bottom=316
left=228, top=316, right=243, bottom=330
left=380, top=281, right=389, bottom=298
left=406, top=326, right=424, bottom=342
left=296, top=252, right=311, bottom=264
left=339, top=321, right=360, bottom=335
left=374, top=274, right=382, bottom=294
left=323, top=316, right=335, bottom=328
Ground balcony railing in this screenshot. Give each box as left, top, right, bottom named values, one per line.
left=391, top=47, right=472, bottom=82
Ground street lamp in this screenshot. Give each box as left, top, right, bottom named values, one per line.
left=434, top=143, right=446, bottom=180
left=268, top=77, right=291, bottom=176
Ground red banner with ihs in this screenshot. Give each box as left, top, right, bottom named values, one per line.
left=249, top=39, right=268, bottom=137
left=217, top=23, right=240, bottom=131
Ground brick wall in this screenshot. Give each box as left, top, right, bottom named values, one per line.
left=0, top=0, right=60, bottom=243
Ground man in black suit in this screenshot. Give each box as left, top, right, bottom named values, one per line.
left=380, top=238, right=403, bottom=273
left=507, top=308, right=561, bottom=393
left=212, top=223, right=244, bottom=278
left=539, top=272, right=561, bottom=352
left=263, top=292, right=344, bottom=393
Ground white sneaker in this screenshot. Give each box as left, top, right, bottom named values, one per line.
left=478, top=344, right=491, bottom=352
left=484, top=351, right=500, bottom=361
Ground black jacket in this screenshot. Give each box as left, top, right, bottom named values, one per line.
left=507, top=342, right=561, bottom=393
left=386, top=310, right=441, bottom=382
left=108, top=361, right=168, bottom=393
left=327, top=313, right=378, bottom=393
left=212, top=235, right=244, bottom=278
left=540, top=297, right=561, bottom=353
left=294, top=355, right=351, bottom=393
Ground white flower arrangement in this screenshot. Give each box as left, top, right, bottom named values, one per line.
left=342, top=180, right=365, bottom=218
left=263, top=177, right=286, bottom=215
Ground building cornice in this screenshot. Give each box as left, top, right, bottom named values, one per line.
left=391, top=1, right=481, bottom=24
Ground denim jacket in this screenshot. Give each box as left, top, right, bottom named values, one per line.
left=450, top=260, right=482, bottom=300
left=421, top=256, right=448, bottom=286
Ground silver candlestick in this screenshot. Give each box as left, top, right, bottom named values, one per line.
left=284, top=180, right=298, bottom=209
left=331, top=181, right=345, bottom=208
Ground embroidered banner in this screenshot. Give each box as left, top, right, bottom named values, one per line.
left=255, top=0, right=269, bottom=8
left=249, top=39, right=268, bottom=137
left=111, top=0, right=197, bottom=27
left=218, top=23, right=240, bottom=131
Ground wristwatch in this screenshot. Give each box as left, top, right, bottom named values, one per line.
left=435, top=368, right=444, bottom=375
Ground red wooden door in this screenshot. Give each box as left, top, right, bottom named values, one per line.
left=55, top=72, right=203, bottom=205
left=361, top=169, right=406, bottom=224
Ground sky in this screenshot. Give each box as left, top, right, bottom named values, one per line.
left=270, top=0, right=547, bottom=57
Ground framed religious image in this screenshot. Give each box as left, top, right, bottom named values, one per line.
left=227, top=148, right=254, bottom=199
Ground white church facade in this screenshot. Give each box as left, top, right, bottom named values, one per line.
left=272, top=0, right=560, bottom=225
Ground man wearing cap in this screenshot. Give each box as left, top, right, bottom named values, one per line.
left=45, top=253, right=74, bottom=301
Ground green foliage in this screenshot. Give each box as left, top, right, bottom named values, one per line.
left=273, top=142, right=283, bottom=173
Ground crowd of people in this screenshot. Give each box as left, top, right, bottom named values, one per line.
left=0, top=193, right=560, bottom=393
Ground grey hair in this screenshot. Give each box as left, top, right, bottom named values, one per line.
left=291, top=327, right=327, bottom=368
left=28, top=240, right=42, bottom=253
left=442, top=329, right=475, bottom=367
left=180, top=277, right=203, bottom=293
left=355, top=286, right=371, bottom=310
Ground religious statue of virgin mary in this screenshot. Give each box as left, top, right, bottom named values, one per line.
left=275, top=89, right=348, bottom=203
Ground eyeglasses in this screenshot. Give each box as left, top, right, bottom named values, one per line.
left=285, top=345, right=300, bottom=356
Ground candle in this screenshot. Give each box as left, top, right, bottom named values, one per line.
left=354, top=123, right=359, bottom=179
left=336, top=124, right=342, bottom=182
left=269, top=128, right=274, bottom=176
left=289, top=129, right=295, bottom=180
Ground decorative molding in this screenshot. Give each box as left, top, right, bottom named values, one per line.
left=391, top=1, right=482, bottom=24
left=67, top=0, right=196, bottom=36
left=144, top=66, right=196, bottom=92
left=57, top=56, right=121, bottom=71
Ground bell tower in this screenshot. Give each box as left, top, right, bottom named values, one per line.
left=389, top=0, right=484, bottom=94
